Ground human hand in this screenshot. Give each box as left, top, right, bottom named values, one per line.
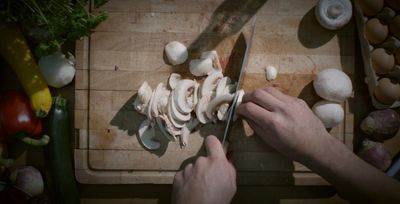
left=236, top=87, right=332, bottom=163
left=172, top=135, right=236, bottom=204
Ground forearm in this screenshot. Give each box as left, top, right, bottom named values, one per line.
left=305, top=134, right=400, bottom=204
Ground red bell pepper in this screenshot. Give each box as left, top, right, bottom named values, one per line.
left=0, top=91, right=49, bottom=146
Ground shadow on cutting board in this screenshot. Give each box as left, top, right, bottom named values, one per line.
left=187, top=0, right=268, bottom=55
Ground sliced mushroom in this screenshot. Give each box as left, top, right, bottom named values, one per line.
left=169, top=92, right=191, bottom=122
left=189, top=58, right=213, bottom=76
left=167, top=95, right=187, bottom=129
left=133, top=81, right=153, bottom=115
left=138, top=120, right=161, bottom=150
left=200, top=50, right=222, bottom=73
left=150, top=83, right=165, bottom=118
left=196, top=96, right=211, bottom=124
left=156, top=116, right=178, bottom=141
left=157, top=87, right=170, bottom=115
left=206, top=94, right=234, bottom=122
left=179, top=118, right=200, bottom=147
left=216, top=77, right=232, bottom=96
left=201, top=71, right=223, bottom=97
left=169, top=73, right=182, bottom=90
left=193, top=82, right=199, bottom=107
left=173, top=79, right=196, bottom=114
left=217, top=103, right=230, bottom=121
left=233, top=89, right=245, bottom=121
left=146, top=91, right=156, bottom=120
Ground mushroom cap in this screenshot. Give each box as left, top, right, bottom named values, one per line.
left=315, top=0, right=353, bottom=30
left=189, top=58, right=213, bottom=77
left=371, top=48, right=395, bottom=75
left=312, top=100, right=344, bottom=128
left=313, top=68, right=353, bottom=102
left=165, top=41, right=188, bottom=65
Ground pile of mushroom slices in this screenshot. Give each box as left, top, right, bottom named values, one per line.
left=133, top=49, right=244, bottom=150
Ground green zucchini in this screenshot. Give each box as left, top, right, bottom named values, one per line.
left=44, top=97, right=79, bottom=204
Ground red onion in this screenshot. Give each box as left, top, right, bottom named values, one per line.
left=360, top=109, right=400, bottom=141
left=358, top=139, right=392, bottom=171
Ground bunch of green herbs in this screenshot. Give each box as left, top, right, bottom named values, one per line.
left=0, top=0, right=108, bottom=57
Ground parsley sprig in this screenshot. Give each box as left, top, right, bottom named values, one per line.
left=0, top=0, right=108, bottom=57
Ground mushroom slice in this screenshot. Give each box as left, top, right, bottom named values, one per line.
left=179, top=118, right=200, bottom=147
left=133, top=81, right=153, bottom=115
left=201, top=50, right=222, bottom=73
left=233, top=89, right=245, bottom=121
left=193, top=82, right=200, bottom=107
left=138, top=120, right=161, bottom=150
left=206, top=94, right=234, bottom=122
left=201, top=71, right=223, bottom=97
left=195, top=96, right=211, bottom=124
left=217, top=103, right=230, bottom=121
left=168, top=73, right=181, bottom=90
left=150, top=83, right=165, bottom=118
left=216, top=77, right=232, bottom=96
left=146, top=91, right=156, bottom=120
left=156, top=116, right=177, bottom=141
left=167, top=95, right=187, bottom=128
left=160, top=114, right=182, bottom=136
left=189, top=58, right=213, bottom=76
left=169, top=92, right=191, bottom=122
left=157, top=88, right=170, bottom=115
left=173, top=79, right=196, bottom=114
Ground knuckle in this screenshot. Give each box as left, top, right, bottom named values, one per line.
left=251, top=89, right=264, bottom=101
left=195, top=156, right=207, bottom=166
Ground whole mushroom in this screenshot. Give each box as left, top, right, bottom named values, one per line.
left=164, top=41, right=188, bottom=65
left=315, top=0, right=353, bottom=30
left=374, top=78, right=400, bottom=105
left=370, top=48, right=395, bottom=75
left=313, top=68, right=353, bottom=102
left=312, top=100, right=344, bottom=128
left=365, top=18, right=388, bottom=45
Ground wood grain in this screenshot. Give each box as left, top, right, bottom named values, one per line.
left=75, top=0, right=355, bottom=184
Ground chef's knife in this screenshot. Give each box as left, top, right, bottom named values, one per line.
left=222, top=17, right=256, bottom=152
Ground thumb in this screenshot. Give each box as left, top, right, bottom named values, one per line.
left=205, top=135, right=225, bottom=159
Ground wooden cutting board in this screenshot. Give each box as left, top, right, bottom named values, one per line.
left=74, top=0, right=355, bottom=185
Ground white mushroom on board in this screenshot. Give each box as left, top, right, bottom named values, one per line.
left=315, top=0, right=353, bottom=30
left=312, top=100, right=344, bottom=128
left=165, top=41, right=188, bottom=65
left=200, top=50, right=223, bottom=72
left=206, top=94, right=235, bottom=122
left=173, top=79, right=197, bottom=114
left=169, top=73, right=182, bottom=89
left=189, top=58, right=214, bottom=76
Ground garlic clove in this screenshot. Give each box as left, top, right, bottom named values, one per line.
left=265, top=65, right=278, bottom=81
left=165, top=41, right=188, bottom=65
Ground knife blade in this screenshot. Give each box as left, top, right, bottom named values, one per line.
left=222, top=17, right=256, bottom=149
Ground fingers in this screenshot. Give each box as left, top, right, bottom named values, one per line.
left=204, top=135, right=225, bottom=159
left=242, top=89, right=282, bottom=111
left=262, top=87, right=292, bottom=102
left=236, top=102, right=274, bottom=127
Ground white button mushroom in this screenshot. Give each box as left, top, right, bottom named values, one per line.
left=312, top=100, right=344, bottom=128
left=315, top=0, right=353, bottom=30
left=313, top=68, right=353, bottom=102
left=165, top=41, right=188, bottom=65
left=189, top=58, right=213, bottom=76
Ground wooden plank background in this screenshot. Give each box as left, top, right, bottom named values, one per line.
left=74, top=0, right=355, bottom=184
